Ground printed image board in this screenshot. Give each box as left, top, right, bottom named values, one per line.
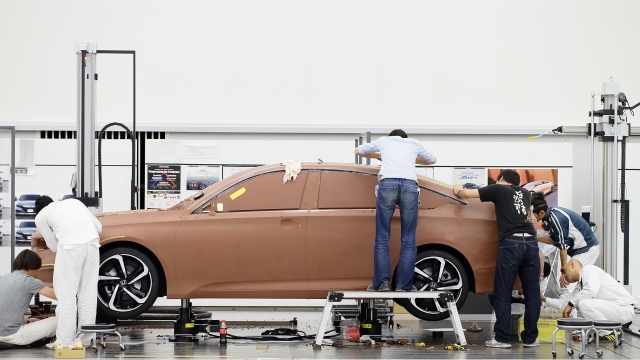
left=488, top=168, right=559, bottom=231
left=452, top=168, right=486, bottom=189
left=147, top=165, right=181, bottom=191
left=185, top=166, right=221, bottom=191
left=222, top=166, right=255, bottom=179
left=416, top=166, right=434, bottom=179
left=146, top=191, right=181, bottom=209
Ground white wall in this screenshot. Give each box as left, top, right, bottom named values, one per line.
left=2, top=1, right=640, bottom=129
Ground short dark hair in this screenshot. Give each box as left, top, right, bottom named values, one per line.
left=496, top=169, right=520, bottom=186
left=13, top=249, right=42, bottom=271
left=389, top=129, right=407, bottom=138
left=35, top=195, right=54, bottom=214
left=531, top=192, right=549, bottom=215
left=543, top=261, right=551, bottom=278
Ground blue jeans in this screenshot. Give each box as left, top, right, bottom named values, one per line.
left=491, top=235, right=541, bottom=344
left=373, top=178, right=419, bottom=291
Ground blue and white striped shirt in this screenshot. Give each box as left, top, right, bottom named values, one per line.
left=544, top=207, right=599, bottom=256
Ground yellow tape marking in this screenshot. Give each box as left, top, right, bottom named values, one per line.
left=42, top=264, right=55, bottom=267
left=229, top=187, right=246, bottom=200
left=362, top=324, right=372, bottom=329
left=100, top=235, right=126, bottom=244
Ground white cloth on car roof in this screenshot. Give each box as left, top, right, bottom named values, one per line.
left=281, top=159, right=301, bottom=183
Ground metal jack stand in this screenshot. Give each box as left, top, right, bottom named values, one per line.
left=313, top=291, right=466, bottom=350
left=169, top=299, right=220, bottom=342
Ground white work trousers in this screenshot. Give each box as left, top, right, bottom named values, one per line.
left=54, top=243, right=99, bottom=346
left=576, top=299, right=635, bottom=324
left=0, top=317, right=58, bottom=345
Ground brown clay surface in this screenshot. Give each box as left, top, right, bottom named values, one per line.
left=32, top=162, right=499, bottom=300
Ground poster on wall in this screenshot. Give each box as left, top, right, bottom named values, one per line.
left=488, top=168, right=559, bottom=232
left=146, top=192, right=181, bottom=209
left=16, top=139, right=36, bottom=176
left=415, top=166, right=434, bottom=179
left=487, top=168, right=558, bottom=207
left=186, top=166, right=221, bottom=191
left=222, top=166, right=255, bottom=179
left=452, top=168, right=486, bottom=189
left=147, top=165, right=181, bottom=191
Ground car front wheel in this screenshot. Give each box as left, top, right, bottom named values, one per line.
left=97, top=247, right=160, bottom=319
left=398, top=249, right=470, bottom=321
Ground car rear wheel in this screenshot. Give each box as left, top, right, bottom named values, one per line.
left=397, top=249, right=470, bottom=321
left=97, top=247, right=160, bottom=319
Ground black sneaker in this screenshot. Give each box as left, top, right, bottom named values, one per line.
left=367, top=281, right=391, bottom=292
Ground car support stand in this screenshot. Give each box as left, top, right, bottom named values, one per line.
left=169, top=299, right=220, bottom=343
left=313, top=291, right=467, bottom=350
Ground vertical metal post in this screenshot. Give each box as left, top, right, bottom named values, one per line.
left=354, top=139, right=359, bottom=164
left=9, top=127, right=15, bottom=271
left=590, top=93, right=595, bottom=220
left=76, top=44, right=98, bottom=199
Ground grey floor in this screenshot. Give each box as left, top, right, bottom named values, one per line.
left=1, top=312, right=639, bottom=359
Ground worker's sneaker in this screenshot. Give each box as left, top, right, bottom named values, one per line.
left=523, top=339, right=540, bottom=347
left=367, top=281, right=390, bottom=292
left=600, top=330, right=623, bottom=341
left=485, top=338, right=511, bottom=348
left=395, top=286, right=418, bottom=292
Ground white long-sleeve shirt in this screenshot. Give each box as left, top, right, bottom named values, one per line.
left=35, top=199, right=102, bottom=252
left=557, top=265, right=634, bottom=307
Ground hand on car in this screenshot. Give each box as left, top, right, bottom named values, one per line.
left=562, top=304, right=573, bottom=318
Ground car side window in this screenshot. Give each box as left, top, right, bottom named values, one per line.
left=317, top=171, right=378, bottom=209
left=194, top=170, right=309, bottom=213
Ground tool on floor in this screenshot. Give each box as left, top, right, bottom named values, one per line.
left=313, top=291, right=467, bottom=350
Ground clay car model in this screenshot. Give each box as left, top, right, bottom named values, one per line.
left=33, top=163, right=499, bottom=321
left=16, top=221, right=37, bottom=243
left=16, top=194, right=40, bottom=216
left=523, top=180, right=555, bottom=195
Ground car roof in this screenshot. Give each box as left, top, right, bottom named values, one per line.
left=172, top=162, right=455, bottom=211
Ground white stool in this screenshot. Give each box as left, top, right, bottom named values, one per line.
left=551, top=318, right=596, bottom=359
left=75, top=323, right=125, bottom=351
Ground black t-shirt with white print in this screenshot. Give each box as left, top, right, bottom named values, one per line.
left=478, top=184, right=536, bottom=241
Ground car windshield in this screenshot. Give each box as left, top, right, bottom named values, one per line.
left=20, top=222, right=36, bottom=228
left=19, top=195, right=39, bottom=201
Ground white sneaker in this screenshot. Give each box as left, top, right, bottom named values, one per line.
left=44, top=343, right=56, bottom=350
left=523, top=339, right=540, bottom=347
left=485, top=338, right=511, bottom=348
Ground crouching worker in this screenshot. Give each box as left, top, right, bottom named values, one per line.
left=560, top=259, right=635, bottom=339
left=0, top=250, right=57, bottom=346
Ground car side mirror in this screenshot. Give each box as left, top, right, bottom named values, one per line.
left=15, top=197, right=18, bottom=201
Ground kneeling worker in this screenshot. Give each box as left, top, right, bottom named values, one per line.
left=0, top=250, right=57, bottom=346
left=560, top=260, right=635, bottom=338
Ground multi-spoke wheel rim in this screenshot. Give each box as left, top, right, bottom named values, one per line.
left=98, top=254, right=153, bottom=313
left=410, top=256, right=463, bottom=314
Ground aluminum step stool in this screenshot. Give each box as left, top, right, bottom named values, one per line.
left=313, top=291, right=466, bottom=350
left=591, top=319, right=623, bottom=354
left=75, top=323, right=125, bottom=351
left=551, top=318, right=596, bottom=359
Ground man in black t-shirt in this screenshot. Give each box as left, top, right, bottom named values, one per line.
left=453, top=169, right=540, bottom=348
